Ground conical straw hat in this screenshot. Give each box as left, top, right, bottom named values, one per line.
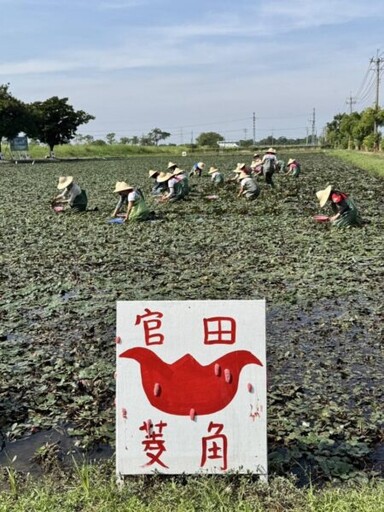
left=316, top=185, right=332, bottom=207
left=57, top=176, right=73, bottom=190
left=113, top=181, right=133, bottom=193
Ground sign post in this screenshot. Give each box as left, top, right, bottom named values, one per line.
left=10, top=136, right=28, bottom=152
left=116, top=300, right=267, bottom=477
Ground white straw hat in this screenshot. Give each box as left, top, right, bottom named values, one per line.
left=316, top=185, right=332, bottom=207
left=157, top=172, right=173, bottom=183
left=57, top=176, right=73, bottom=190
left=113, top=181, right=133, bottom=193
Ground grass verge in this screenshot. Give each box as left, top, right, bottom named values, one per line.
left=327, top=150, right=384, bottom=178
left=0, top=463, right=383, bottom=512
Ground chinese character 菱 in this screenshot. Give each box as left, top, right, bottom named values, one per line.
left=140, top=420, right=169, bottom=468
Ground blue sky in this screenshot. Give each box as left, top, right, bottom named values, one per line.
left=1, top=0, right=383, bottom=143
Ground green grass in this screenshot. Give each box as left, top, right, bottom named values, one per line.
left=0, top=463, right=383, bottom=512
left=327, top=149, right=384, bottom=178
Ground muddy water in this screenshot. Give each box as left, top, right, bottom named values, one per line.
left=0, top=424, right=113, bottom=480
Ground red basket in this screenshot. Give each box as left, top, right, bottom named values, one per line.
left=313, top=214, right=330, bottom=223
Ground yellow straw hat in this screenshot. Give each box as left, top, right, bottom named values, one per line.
left=148, top=169, right=159, bottom=178
left=316, top=185, right=332, bottom=207
left=232, top=163, right=244, bottom=173
left=266, top=148, right=276, bottom=154
left=287, top=158, right=295, bottom=165
left=157, top=172, right=173, bottom=183
left=167, top=161, right=177, bottom=169
left=57, top=176, right=73, bottom=190
left=208, top=166, right=218, bottom=174
left=172, top=168, right=184, bottom=176
left=113, top=181, right=133, bottom=193
left=155, top=171, right=166, bottom=182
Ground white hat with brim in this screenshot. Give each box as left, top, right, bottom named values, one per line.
left=148, top=170, right=159, bottom=178
left=157, top=172, right=173, bottom=183
left=197, top=162, right=205, bottom=169
left=208, top=167, right=218, bottom=174
left=266, top=148, right=276, bottom=154
left=287, top=158, right=295, bottom=165
left=316, top=185, right=332, bottom=207
left=57, top=176, right=73, bottom=190
left=172, top=168, right=184, bottom=176
left=167, top=161, right=177, bottom=169
left=114, top=181, right=134, bottom=193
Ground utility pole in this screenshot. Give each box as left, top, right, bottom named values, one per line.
left=311, top=108, right=316, bottom=145
left=346, top=93, right=356, bottom=114
left=252, top=112, right=256, bottom=145
left=370, top=50, right=384, bottom=139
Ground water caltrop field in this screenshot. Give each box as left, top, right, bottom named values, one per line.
left=0, top=152, right=383, bottom=482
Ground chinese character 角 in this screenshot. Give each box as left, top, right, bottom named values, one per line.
left=200, top=421, right=228, bottom=470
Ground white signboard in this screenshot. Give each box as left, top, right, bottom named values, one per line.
left=116, top=300, right=267, bottom=476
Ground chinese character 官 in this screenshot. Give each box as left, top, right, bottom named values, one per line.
left=135, top=308, right=165, bottom=346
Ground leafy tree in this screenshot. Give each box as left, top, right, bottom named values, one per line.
left=106, top=132, right=116, bottom=145
left=0, top=84, right=35, bottom=151
left=148, top=128, right=171, bottom=146
left=130, top=135, right=140, bottom=145
left=91, top=139, right=107, bottom=146
left=119, top=137, right=130, bottom=144
left=83, top=134, right=94, bottom=144
left=139, top=134, right=152, bottom=146
left=196, top=131, right=224, bottom=147
left=31, top=96, right=94, bottom=155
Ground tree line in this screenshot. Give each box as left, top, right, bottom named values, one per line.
left=325, top=107, right=384, bottom=150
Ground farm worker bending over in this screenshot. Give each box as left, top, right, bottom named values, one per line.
left=237, top=171, right=260, bottom=200
left=250, top=154, right=263, bottom=175
left=228, top=163, right=246, bottom=183
left=316, top=185, right=362, bottom=228
left=149, top=169, right=167, bottom=195
left=261, top=148, right=277, bottom=188
left=189, top=161, right=205, bottom=177
left=160, top=168, right=189, bottom=202
left=112, top=181, right=150, bottom=222
left=286, top=158, right=301, bottom=177
left=53, top=176, right=88, bottom=212
left=208, top=166, right=224, bottom=187
left=166, top=161, right=178, bottom=173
